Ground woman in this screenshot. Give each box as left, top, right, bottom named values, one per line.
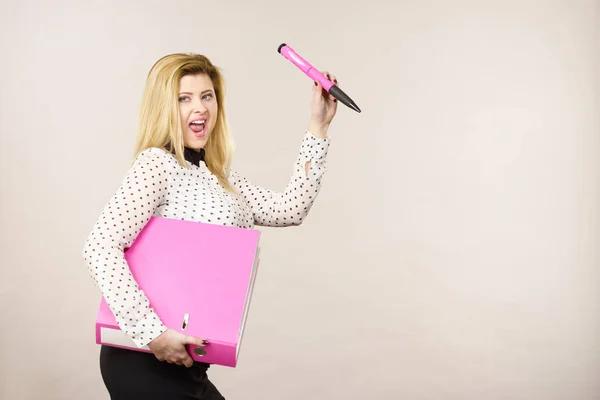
left=83, top=52, right=338, bottom=399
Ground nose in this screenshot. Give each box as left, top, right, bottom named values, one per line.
left=192, top=97, right=207, bottom=113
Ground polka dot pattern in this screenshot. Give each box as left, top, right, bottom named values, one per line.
left=83, top=131, right=330, bottom=348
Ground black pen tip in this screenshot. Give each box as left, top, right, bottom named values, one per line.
left=277, top=43, right=287, bottom=53
left=329, top=85, right=361, bottom=113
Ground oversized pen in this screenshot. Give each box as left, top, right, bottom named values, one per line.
left=277, top=43, right=361, bottom=113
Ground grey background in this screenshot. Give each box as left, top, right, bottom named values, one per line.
left=1, top=0, right=598, bottom=399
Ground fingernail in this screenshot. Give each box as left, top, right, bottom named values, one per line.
left=333, top=99, right=337, bottom=102
left=314, top=81, right=317, bottom=86
left=202, top=340, right=210, bottom=345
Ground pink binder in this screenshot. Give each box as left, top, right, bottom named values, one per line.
left=95, top=216, right=261, bottom=367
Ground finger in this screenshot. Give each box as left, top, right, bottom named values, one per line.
left=183, top=355, right=194, bottom=368
left=167, top=355, right=182, bottom=365
left=177, top=354, right=190, bottom=367
left=324, top=71, right=338, bottom=102
left=314, top=71, right=334, bottom=92
left=184, top=336, right=208, bottom=347
left=330, top=76, right=338, bottom=102
left=170, top=349, right=193, bottom=367
left=316, top=71, right=336, bottom=103
left=323, top=71, right=338, bottom=85
left=322, top=71, right=332, bottom=94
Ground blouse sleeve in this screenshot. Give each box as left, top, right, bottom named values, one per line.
left=230, top=130, right=331, bottom=227
left=82, top=148, right=169, bottom=348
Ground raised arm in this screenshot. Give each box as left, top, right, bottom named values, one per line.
left=230, top=130, right=331, bottom=227
left=83, top=148, right=169, bottom=348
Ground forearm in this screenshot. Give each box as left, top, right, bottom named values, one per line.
left=233, top=131, right=331, bottom=227
left=84, top=233, right=167, bottom=347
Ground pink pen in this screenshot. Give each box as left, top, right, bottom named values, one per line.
left=278, top=43, right=361, bottom=113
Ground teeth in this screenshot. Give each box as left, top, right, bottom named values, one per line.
left=191, top=120, right=205, bottom=125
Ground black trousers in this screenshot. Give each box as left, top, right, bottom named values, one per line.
left=100, top=345, right=226, bottom=400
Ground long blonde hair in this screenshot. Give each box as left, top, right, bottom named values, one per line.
left=134, top=53, right=235, bottom=192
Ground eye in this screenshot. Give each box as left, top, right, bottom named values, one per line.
left=178, top=96, right=190, bottom=102
left=202, top=93, right=214, bottom=100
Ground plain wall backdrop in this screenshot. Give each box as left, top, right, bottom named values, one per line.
left=1, top=0, right=598, bottom=399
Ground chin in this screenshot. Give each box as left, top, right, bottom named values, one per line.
left=186, top=133, right=210, bottom=149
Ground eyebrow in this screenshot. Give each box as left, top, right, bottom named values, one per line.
left=179, top=90, right=214, bottom=95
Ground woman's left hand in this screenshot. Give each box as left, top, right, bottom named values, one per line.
left=309, top=71, right=339, bottom=138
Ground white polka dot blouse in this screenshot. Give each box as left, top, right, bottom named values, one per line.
left=83, top=131, right=331, bottom=348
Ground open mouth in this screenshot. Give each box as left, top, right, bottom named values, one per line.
left=189, top=119, right=206, bottom=137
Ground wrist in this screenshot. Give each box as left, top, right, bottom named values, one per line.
left=308, top=121, right=330, bottom=139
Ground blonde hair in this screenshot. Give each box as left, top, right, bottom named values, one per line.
left=134, top=53, right=235, bottom=192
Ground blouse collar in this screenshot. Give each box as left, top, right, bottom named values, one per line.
left=183, top=147, right=205, bottom=166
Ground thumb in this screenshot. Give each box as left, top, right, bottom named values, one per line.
left=184, top=336, right=206, bottom=347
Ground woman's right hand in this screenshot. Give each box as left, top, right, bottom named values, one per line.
left=147, top=328, right=207, bottom=368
